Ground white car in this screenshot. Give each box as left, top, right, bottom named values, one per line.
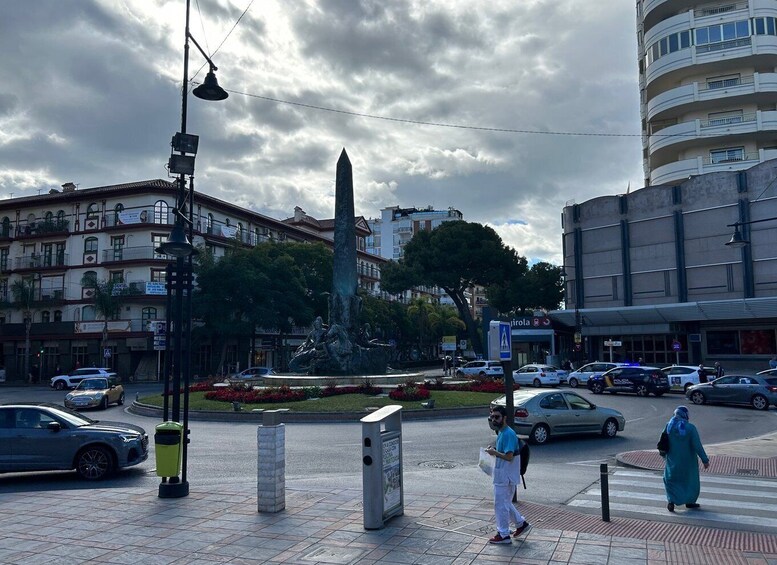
left=566, top=362, right=628, bottom=389
left=512, top=365, right=561, bottom=387
left=230, top=367, right=276, bottom=379
left=455, top=360, right=504, bottom=379
left=50, top=368, right=117, bottom=391
left=662, top=365, right=715, bottom=392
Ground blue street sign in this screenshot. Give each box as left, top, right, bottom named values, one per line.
left=488, top=321, right=512, bottom=361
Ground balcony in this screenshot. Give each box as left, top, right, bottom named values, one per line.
left=15, top=219, right=70, bottom=239
left=649, top=110, right=777, bottom=157
left=15, top=253, right=69, bottom=270
left=103, top=208, right=153, bottom=228
left=647, top=74, right=777, bottom=122
left=101, top=246, right=165, bottom=263
left=36, top=288, right=66, bottom=302
left=649, top=148, right=777, bottom=185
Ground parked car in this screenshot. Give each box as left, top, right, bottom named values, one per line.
left=490, top=389, right=625, bottom=445
left=0, top=402, right=148, bottom=480
left=50, top=368, right=117, bottom=391
left=230, top=367, right=276, bottom=380
left=587, top=366, right=669, bottom=397
left=662, top=365, right=716, bottom=393
left=757, top=368, right=777, bottom=377
left=64, top=377, right=125, bottom=410
left=512, top=365, right=561, bottom=387
left=686, top=374, right=777, bottom=410
left=456, top=360, right=504, bottom=379
left=566, top=362, right=628, bottom=388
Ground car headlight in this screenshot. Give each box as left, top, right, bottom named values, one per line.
left=94, top=392, right=104, bottom=398
left=119, top=434, right=140, bottom=443
left=65, top=394, right=73, bottom=400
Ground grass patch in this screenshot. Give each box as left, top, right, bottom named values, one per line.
left=138, top=390, right=495, bottom=412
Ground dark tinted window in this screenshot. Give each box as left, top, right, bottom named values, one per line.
left=764, top=378, right=777, bottom=385
left=539, top=393, right=568, bottom=410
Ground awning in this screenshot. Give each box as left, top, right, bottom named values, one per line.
left=511, top=329, right=554, bottom=343
left=549, top=296, right=777, bottom=328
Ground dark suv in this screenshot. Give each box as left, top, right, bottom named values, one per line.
left=587, top=366, right=670, bottom=397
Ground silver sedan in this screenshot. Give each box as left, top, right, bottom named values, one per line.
left=490, top=389, right=626, bottom=445
left=685, top=374, right=777, bottom=410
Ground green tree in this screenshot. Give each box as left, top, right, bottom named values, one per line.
left=486, top=261, right=563, bottom=315
left=81, top=273, right=139, bottom=366
left=380, top=221, right=519, bottom=355
left=428, top=303, right=466, bottom=342
left=193, top=243, right=315, bottom=372
left=282, top=242, right=333, bottom=320
left=407, top=297, right=435, bottom=356
left=11, top=279, right=35, bottom=383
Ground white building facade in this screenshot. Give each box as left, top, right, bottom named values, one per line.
left=365, top=206, right=463, bottom=260
left=638, top=0, right=777, bottom=186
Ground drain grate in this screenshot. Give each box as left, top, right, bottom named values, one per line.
left=302, top=546, right=365, bottom=564
left=736, top=468, right=759, bottom=475
left=418, top=460, right=460, bottom=469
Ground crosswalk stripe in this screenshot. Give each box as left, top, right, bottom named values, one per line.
left=566, top=468, right=777, bottom=532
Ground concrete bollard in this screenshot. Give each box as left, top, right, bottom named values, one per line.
left=257, top=410, right=285, bottom=513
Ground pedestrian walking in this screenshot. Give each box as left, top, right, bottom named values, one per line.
left=769, top=356, right=777, bottom=370
left=714, top=361, right=724, bottom=379
left=661, top=405, right=709, bottom=513
left=485, top=405, right=531, bottom=544
left=697, top=364, right=708, bottom=384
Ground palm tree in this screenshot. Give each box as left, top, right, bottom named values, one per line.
left=81, top=274, right=137, bottom=367
left=11, top=279, right=36, bottom=383
left=428, top=304, right=466, bottom=342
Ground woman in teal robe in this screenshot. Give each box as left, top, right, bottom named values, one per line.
left=661, top=405, right=710, bottom=512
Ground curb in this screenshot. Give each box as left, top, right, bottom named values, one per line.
left=128, top=400, right=487, bottom=422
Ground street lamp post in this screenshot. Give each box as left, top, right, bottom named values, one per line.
left=157, top=0, right=228, bottom=499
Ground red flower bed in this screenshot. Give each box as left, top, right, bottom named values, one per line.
left=321, top=384, right=382, bottom=397
left=205, top=385, right=306, bottom=404
left=388, top=385, right=431, bottom=401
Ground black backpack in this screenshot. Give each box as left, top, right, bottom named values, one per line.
left=516, top=438, right=530, bottom=489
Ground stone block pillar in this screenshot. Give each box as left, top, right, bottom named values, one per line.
left=257, top=410, right=285, bottom=512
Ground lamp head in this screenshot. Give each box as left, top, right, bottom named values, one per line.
left=193, top=70, right=228, bottom=101
left=156, top=224, right=194, bottom=257
left=725, top=226, right=749, bottom=248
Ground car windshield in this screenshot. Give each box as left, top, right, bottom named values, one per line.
left=77, top=378, right=108, bottom=390
left=45, top=405, right=98, bottom=427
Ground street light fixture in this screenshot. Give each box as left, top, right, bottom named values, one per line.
left=725, top=217, right=777, bottom=249
left=158, top=0, right=227, bottom=499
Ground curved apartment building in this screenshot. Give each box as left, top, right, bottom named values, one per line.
left=638, top=0, right=777, bottom=186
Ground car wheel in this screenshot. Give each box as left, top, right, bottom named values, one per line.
left=117, top=392, right=125, bottom=406
left=529, top=424, right=550, bottom=445
left=591, top=382, right=604, bottom=394
left=690, top=391, right=705, bottom=405
left=76, top=445, right=115, bottom=480
left=636, top=384, right=648, bottom=397
left=100, top=397, right=108, bottom=410
left=602, top=418, right=618, bottom=438
left=568, top=378, right=578, bottom=388
left=751, top=394, right=769, bottom=411
left=533, top=378, right=542, bottom=388
left=54, top=380, right=66, bottom=391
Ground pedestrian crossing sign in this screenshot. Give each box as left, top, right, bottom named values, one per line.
left=488, top=321, right=512, bottom=361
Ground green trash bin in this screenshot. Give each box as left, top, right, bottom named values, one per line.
left=155, top=421, right=184, bottom=477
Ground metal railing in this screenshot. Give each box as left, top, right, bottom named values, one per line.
left=101, top=246, right=160, bottom=263
left=694, top=2, right=747, bottom=17
left=700, top=113, right=754, bottom=128
left=15, top=219, right=70, bottom=237
left=15, top=253, right=69, bottom=269
left=695, top=37, right=751, bottom=54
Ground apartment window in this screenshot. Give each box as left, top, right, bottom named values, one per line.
left=41, top=311, right=50, bottom=323
left=44, top=211, right=53, bottom=223
left=0, top=278, right=7, bottom=302
left=1, top=217, right=10, bottom=237
left=110, top=271, right=124, bottom=283
left=207, top=213, right=214, bottom=233
left=54, top=310, right=62, bottom=322
left=706, top=110, right=743, bottom=126
left=114, top=203, right=124, bottom=225
left=86, top=203, right=99, bottom=219
left=710, top=146, right=745, bottom=163
left=695, top=19, right=750, bottom=52
left=0, top=248, right=7, bottom=270
left=752, top=17, right=777, bottom=36
left=82, top=305, right=96, bottom=321
left=152, top=234, right=167, bottom=259
left=150, top=268, right=166, bottom=283
left=71, top=345, right=88, bottom=368
left=154, top=200, right=169, bottom=224
left=56, top=210, right=65, bottom=223
left=707, top=74, right=741, bottom=89
left=111, top=236, right=125, bottom=261
left=142, top=307, right=157, bottom=325
left=84, top=237, right=98, bottom=253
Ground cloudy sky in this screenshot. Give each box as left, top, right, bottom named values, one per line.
left=0, top=0, right=642, bottom=264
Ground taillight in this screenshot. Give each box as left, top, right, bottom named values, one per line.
left=515, top=408, right=529, bottom=418
left=767, top=386, right=777, bottom=393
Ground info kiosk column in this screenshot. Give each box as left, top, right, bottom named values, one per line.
left=361, top=405, right=404, bottom=529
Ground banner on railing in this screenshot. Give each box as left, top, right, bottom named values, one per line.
left=220, top=225, right=238, bottom=238
left=117, top=210, right=146, bottom=224
left=74, top=320, right=132, bottom=334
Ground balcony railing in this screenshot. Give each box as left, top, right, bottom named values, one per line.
left=101, top=246, right=162, bottom=263
left=103, top=208, right=154, bottom=227
left=15, top=219, right=70, bottom=238
left=36, top=288, right=65, bottom=301
left=700, top=113, right=754, bottom=128
left=694, top=2, right=747, bottom=18
left=15, top=253, right=69, bottom=269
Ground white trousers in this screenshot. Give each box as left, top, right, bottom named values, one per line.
left=493, top=481, right=525, bottom=537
